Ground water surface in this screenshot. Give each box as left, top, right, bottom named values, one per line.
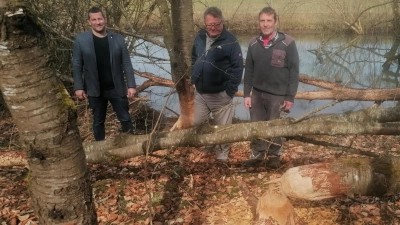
left=132, top=34, right=399, bottom=120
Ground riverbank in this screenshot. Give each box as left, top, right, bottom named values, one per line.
left=141, top=0, right=395, bottom=36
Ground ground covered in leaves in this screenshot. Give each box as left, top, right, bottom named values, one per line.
left=1, top=109, right=400, bottom=224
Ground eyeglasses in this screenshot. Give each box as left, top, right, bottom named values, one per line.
left=205, top=22, right=222, bottom=29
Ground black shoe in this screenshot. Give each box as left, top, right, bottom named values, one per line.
left=242, top=152, right=265, bottom=167
left=266, top=155, right=281, bottom=169
left=119, top=128, right=135, bottom=135
left=216, top=158, right=228, bottom=163
left=203, top=146, right=215, bottom=153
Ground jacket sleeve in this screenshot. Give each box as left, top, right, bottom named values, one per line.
left=243, top=41, right=254, bottom=97
left=119, top=36, right=136, bottom=88
left=285, top=40, right=299, bottom=102
left=225, top=40, right=244, bottom=97
left=72, top=35, right=84, bottom=91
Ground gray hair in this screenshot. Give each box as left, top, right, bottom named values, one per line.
left=203, top=6, right=224, bottom=20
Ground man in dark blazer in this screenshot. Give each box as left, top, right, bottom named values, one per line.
left=72, top=7, right=136, bottom=141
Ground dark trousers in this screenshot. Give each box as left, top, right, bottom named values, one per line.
left=250, top=89, right=285, bottom=156
left=88, top=88, right=133, bottom=141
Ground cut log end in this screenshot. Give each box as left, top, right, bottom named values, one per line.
left=255, top=182, right=305, bottom=225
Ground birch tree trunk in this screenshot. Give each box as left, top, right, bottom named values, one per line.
left=0, top=5, right=97, bottom=225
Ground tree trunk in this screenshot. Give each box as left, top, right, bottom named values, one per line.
left=80, top=104, right=400, bottom=163
left=230, top=74, right=400, bottom=101
left=156, top=0, right=195, bottom=131
left=392, top=0, right=400, bottom=34
left=0, top=151, right=26, bottom=167
left=296, top=74, right=400, bottom=101
left=0, top=6, right=97, bottom=225
left=248, top=156, right=400, bottom=224
left=3, top=104, right=400, bottom=166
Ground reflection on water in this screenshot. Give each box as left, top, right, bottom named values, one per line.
left=132, top=34, right=400, bottom=120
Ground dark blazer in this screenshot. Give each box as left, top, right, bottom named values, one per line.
left=72, top=30, right=136, bottom=97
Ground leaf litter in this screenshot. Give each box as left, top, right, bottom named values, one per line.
left=1, top=113, right=400, bottom=224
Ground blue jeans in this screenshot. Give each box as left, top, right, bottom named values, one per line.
left=88, top=88, right=133, bottom=141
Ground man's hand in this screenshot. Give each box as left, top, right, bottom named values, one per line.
left=282, top=100, right=294, bottom=111
left=127, top=88, right=137, bottom=98
left=244, top=97, right=252, bottom=109
left=75, top=90, right=87, bottom=100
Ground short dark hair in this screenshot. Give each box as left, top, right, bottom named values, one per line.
left=88, top=7, right=105, bottom=19
left=259, top=6, right=278, bottom=21
left=203, top=6, right=224, bottom=20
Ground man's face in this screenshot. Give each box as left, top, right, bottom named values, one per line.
left=259, top=13, right=278, bottom=38
left=204, top=14, right=223, bottom=38
left=88, top=12, right=107, bottom=34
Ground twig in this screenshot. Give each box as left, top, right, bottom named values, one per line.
left=165, top=106, right=179, bottom=117
left=293, top=99, right=342, bottom=124
left=36, top=17, right=74, bottom=43
left=8, top=124, right=15, bottom=150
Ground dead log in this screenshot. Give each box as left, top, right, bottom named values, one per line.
left=276, top=157, right=400, bottom=199
left=0, top=151, right=26, bottom=167
left=296, top=74, right=400, bottom=101
left=83, top=104, right=400, bottom=163
left=133, top=71, right=400, bottom=101
left=2, top=105, right=400, bottom=166
left=251, top=157, right=400, bottom=224
left=235, top=74, right=400, bottom=101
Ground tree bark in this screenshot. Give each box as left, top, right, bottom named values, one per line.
left=3, top=104, right=400, bottom=166
left=156, top=0, right=195, bottom=131
left=296, top=74, right=400, bottom=101
left=81, top=105, right=400, bottom=163
left=218, top=74, right=400, bottom=101
left=249, top=156, right=400, bottom=224
left=0, top=6, right=97, bottom=225
left=0, top=151, right=26, bottom=167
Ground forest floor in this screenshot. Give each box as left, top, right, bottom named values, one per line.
left=1, top=107, right=400, bottom=225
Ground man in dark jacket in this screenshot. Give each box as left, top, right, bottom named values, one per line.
left=191, top=6, right=244, bottom=162
left=243, top=6, right=299, bottom=168
left=73, top=7, right=136, bottom=141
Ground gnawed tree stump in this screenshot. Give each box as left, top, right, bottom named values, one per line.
left=275, top=157, right=400, bottom=199
left=249, top=157, right=400, bottom=224
left=254, top=183, right=305, bottom=225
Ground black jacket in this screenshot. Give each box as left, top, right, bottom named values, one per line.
left=191, top=28, right=243, bottom=97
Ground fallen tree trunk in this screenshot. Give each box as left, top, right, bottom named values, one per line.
left=133, top=70, right=400, bottom=101
left=0, top=151, right=26, bottom=167
left=249, top=156, right=400, bottom=224
left=83, top=105, right=400, bottom=163
left=3, top=105, right=400, bottom=166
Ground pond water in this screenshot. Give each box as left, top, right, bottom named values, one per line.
left=131, top=33, right=400, bottom=120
